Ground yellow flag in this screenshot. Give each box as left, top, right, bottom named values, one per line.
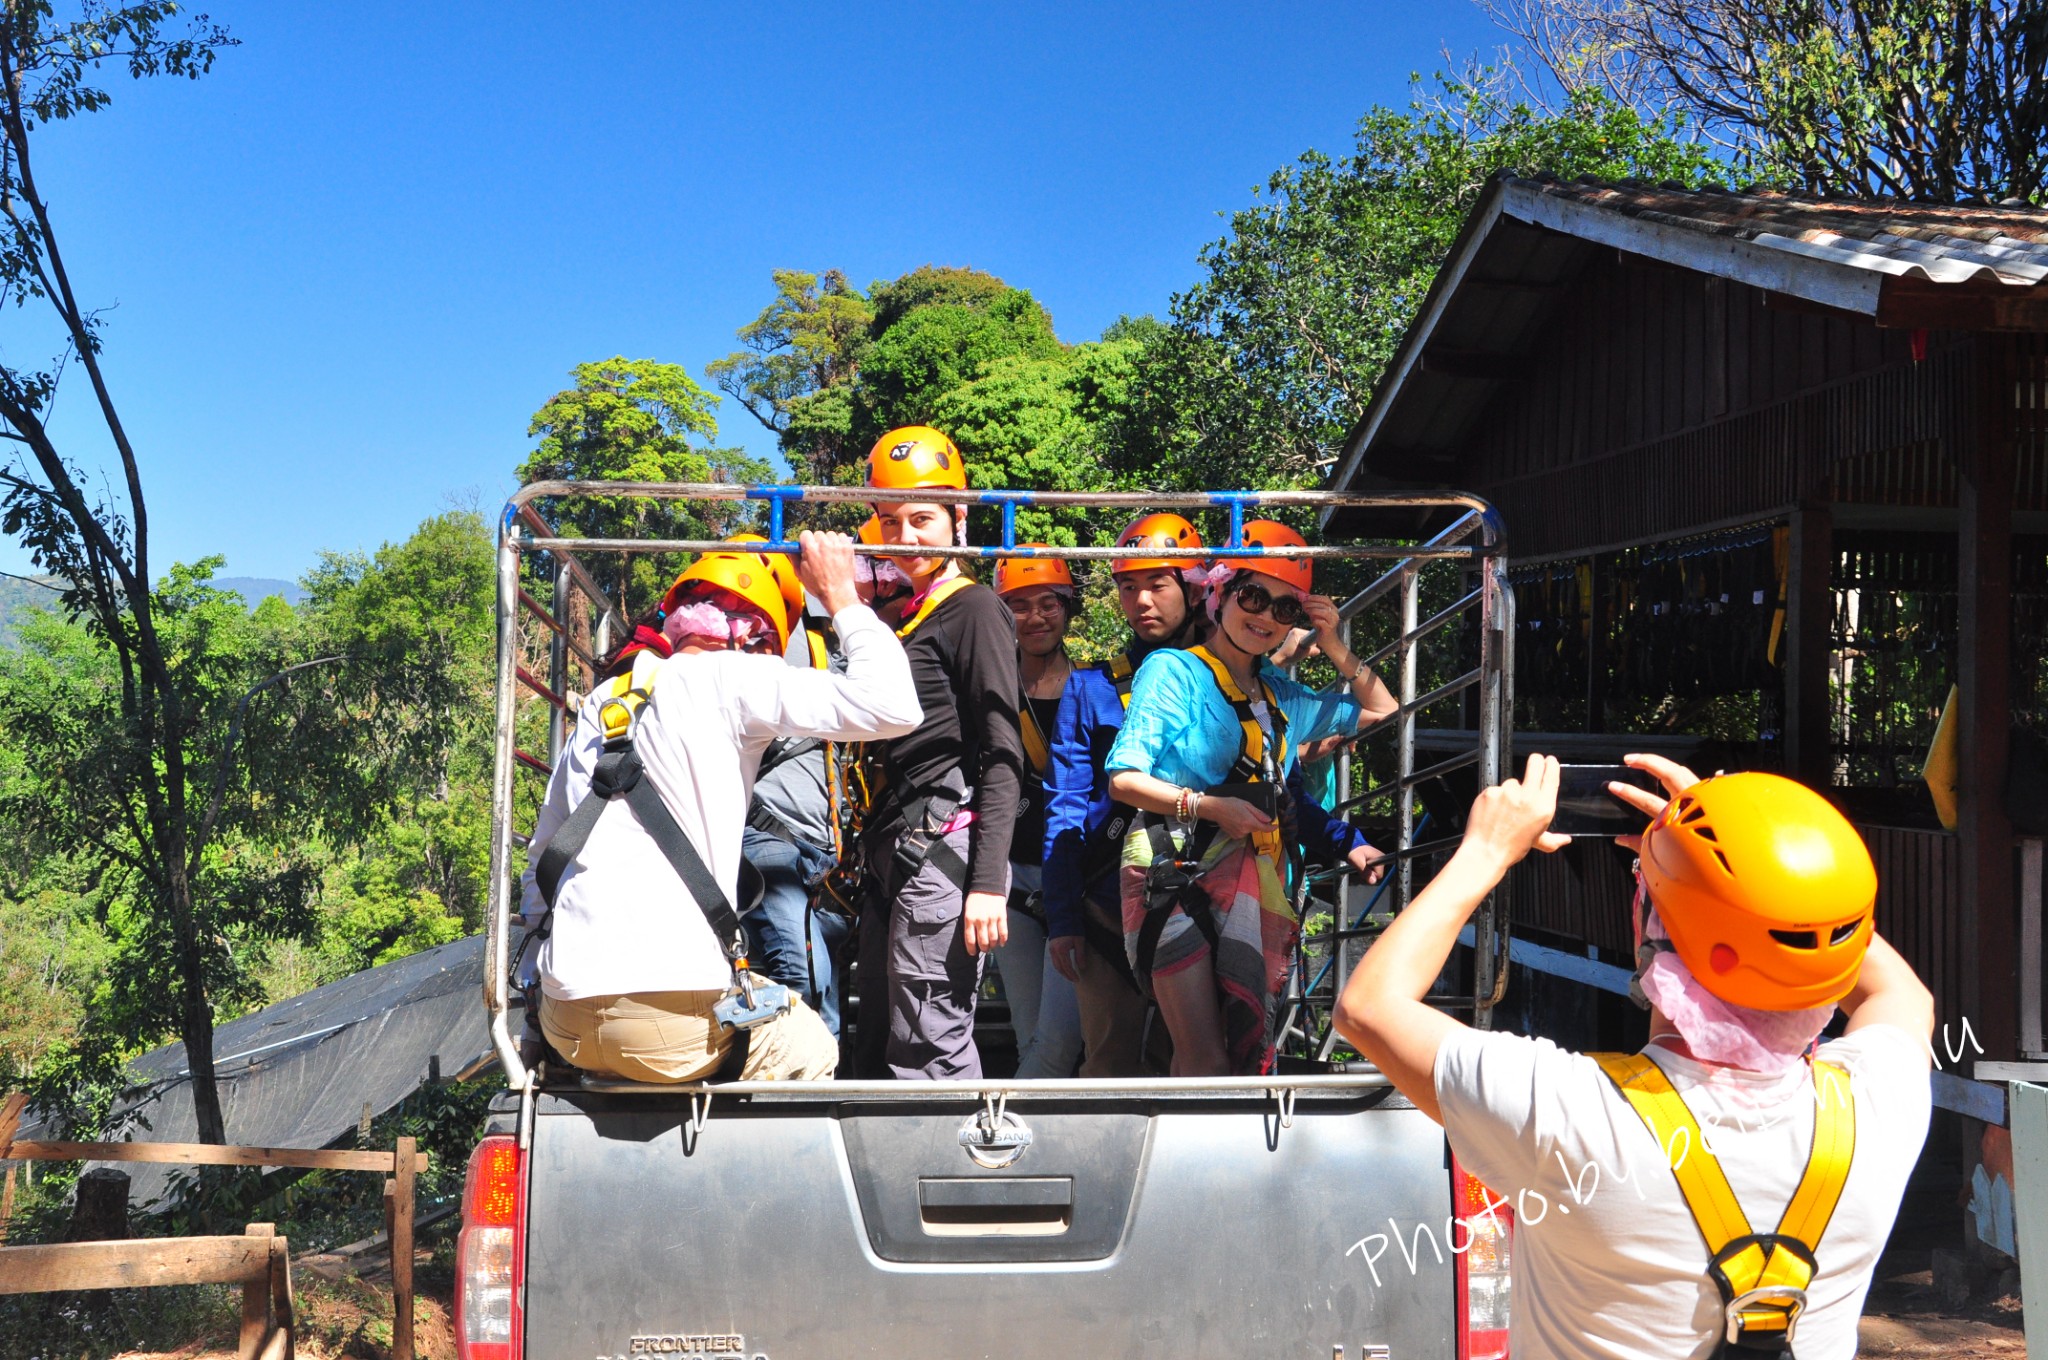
left=1923, top=684, right=1960, bottom=831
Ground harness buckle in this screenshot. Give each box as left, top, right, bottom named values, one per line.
left=1721, top=1285, right=1806, bottom=1351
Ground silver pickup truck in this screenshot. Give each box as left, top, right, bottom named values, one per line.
left=457, top=482, right=1516, bottom=1360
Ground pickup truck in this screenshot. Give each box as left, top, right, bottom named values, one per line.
left=463, top=482, right=1515, bottom=1360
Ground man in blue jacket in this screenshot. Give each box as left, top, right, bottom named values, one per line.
left=1043, top=514, right=1386, bottom=1076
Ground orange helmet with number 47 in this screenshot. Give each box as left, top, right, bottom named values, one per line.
left=1639, top=772, right=1876, bottom=1011
left=867, top=425, right=967, bottom=492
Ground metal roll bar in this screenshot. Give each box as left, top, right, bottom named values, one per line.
left=486, top=482, right=1513, bottom=1087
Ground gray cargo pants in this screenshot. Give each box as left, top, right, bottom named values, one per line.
left=856, top=823, right=992, bottom=1080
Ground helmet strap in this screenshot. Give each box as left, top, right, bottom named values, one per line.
left=1628, top=862, right=1664, bottom=1013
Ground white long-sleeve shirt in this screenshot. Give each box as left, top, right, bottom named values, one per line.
left=522, top=603, right=921, bottom=1000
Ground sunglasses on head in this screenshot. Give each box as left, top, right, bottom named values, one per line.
left=1231, top=578, right=1309, bottom=628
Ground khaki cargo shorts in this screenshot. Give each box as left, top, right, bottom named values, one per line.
left=539, top=982, right=839, bottom=1083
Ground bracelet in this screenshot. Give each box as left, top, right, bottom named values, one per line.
left=1174, top=786, right=1194, bottom=822
left=1189, top=790, right=1204, bottom=822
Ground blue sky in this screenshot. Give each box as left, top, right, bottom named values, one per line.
left=18, top=2, right=1508, bottom=582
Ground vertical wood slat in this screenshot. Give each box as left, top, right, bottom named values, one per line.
left=392, top=1135, right=416, bottom=1360
left=239, top=1224, right=274, bottom=1360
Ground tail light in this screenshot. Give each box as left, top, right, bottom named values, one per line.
left=456, top=1136, right=525, bottom=1360
left=1453, top=1157, right=1513, bottom=1360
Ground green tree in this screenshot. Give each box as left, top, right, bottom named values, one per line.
left=0, top=515, right=497, bottom=1129
left=0, top=1, right=242, bottom=1140
left=705, top=269, right=874, bottom=482
left=518, top=358, right=769, bottom=618
left=1133, top=82, right=1715, bottom=492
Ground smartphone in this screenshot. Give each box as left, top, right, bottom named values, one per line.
left=1551, top=764, right=1661, bottom=837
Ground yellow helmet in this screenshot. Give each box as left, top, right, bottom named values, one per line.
left=867, top=425, right=968, bottom=493
left=659, top=537, right=797, bottom=650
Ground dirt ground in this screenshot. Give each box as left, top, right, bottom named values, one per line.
left=110, top=1248, right=457, bottom=1360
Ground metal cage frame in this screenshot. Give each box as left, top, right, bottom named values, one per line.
left=485, top=480, right=1513, bottom=1092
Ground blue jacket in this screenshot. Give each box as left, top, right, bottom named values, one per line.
left=1040, top=656, right=1368, bottom=940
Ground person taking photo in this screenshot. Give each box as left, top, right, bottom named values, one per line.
left=1334, top=754, right=1934, bottom=1360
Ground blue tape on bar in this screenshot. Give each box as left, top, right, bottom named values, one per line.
left=1002, top=502, right=1016, bottom=549
left=1230, top=501, right=1245, bottom=546
left=768, top=495, right=784, bottom=543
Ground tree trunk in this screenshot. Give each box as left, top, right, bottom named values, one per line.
left=170, top=877, right=226, bottom=1145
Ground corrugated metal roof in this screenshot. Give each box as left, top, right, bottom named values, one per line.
left=1519, top=176, right=2048, bottom=287
left=1322, top=175, right=2048, bottom=512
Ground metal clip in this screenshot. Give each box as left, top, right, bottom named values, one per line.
left=516, top=1063, right=541, bottom=1150
left=1271, top=1086, right=1297, bottom=1130
left=980, top=1089, right=1009, bottom=1136
left=689, top=1091, right=713, bottom=1137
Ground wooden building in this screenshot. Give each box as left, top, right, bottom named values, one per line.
left=1327, top=176, right=2048, bottom=1103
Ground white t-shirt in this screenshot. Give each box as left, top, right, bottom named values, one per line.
left=521, top=603, right=921, bottom=999
left=1434, top=1025, right=1931, bottom=1360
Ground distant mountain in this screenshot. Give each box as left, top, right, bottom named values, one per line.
left=215, top=577, right=305, bottom=607
left=0, top=574, right=305, bottom=646
left=0, top=573, right=67, bottom=642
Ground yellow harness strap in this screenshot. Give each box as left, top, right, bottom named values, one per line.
left=1019, top=700, right=1051, bottom=779
left=894, top=574, right=976, bottom=640
left=1186, top=645, right=1290, bottom=859
left=1593, top=1052, right=1855, bottom=1354
left=596, top=651, right=665, bottom=744
left=1106, top=651, right=1136, bottom=709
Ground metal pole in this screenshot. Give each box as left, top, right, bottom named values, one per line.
left=1471, top=554, right=1508, bottom=1029
left=1334, top=614, right=1358, bottom=1001
left=486, top=520, right=528, bottom=1087
left=548, top=560, right=570, bottom=766
left=1397, top=566, right=1420, bottom=917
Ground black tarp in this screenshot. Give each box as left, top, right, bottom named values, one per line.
left=36, top=933, right=508, bottom=1209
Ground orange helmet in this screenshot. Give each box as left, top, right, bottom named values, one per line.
left=660, top=537, right=798, bottom=650
left=1112, top=513, right=1203, bottom=575
left=867, top=425, right=967, bottom=492
left=994, top=549, right=1075, bottom=598
left=1236, top=519, right=1312, bottom=594
left=857, top=514, right=884, bottom=544
left=1640, top=772, right=1877, bottom=1011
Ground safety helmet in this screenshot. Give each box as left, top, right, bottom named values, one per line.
left=1112, top=513, right=1203, bottom=576
left=866, top=425, right=967, bottom=493
left=727, top=532, right=805, bottom=622
left=659, top=538, right=797, bottom=650
left=1639, top=772, right=1877, bottom=1012
left=857, top=515, right=884, bottom=544
left=994, top=549, right=1075, bottom=598
left=1235, top=520, right=1313, bottom=594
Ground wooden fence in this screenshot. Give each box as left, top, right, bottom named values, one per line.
left=0, top=1093, right=427, bottom=1360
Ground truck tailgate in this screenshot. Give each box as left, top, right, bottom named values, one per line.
left=522, top=1084, right=1454, bottom=1358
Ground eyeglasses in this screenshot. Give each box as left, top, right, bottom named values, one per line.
left=1231, top=579, right=1309, bottom=629
left=1006, top=594, right=1070, bottom=622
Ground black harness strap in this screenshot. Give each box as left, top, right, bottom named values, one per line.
left=534, top=744, right=750, bottom=964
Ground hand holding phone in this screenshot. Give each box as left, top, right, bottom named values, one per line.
left=1550, top=764, right=1664, bottom=837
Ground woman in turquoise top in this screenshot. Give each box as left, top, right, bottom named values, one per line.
left=1107, top=521, right=1396, bottom=1075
